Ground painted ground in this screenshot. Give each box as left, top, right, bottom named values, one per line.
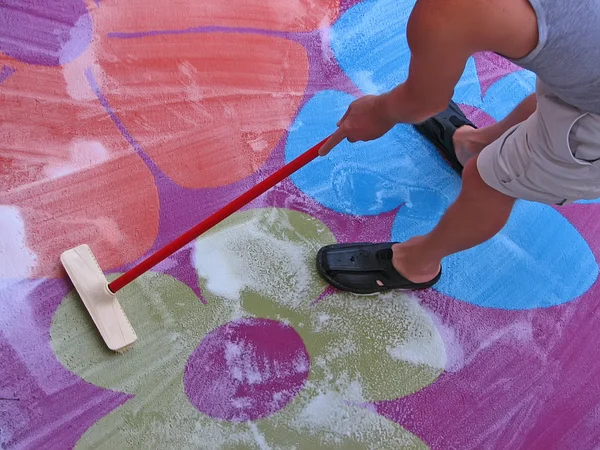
left=2, top=0, right=600, bottom=448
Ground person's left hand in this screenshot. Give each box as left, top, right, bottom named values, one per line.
left=318, top=94, right=396, bottom=156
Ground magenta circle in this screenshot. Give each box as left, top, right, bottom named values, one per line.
left=184, top=318, right=310, bottom=422
left=0, top=0, right=93, bottom=66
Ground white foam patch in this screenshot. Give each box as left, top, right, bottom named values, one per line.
left=288, top=119, right=304, bottom=132
left=318, top=17, right=335, bottom=62
left=61, top=23, right=97, bottom=101
left=352, top=71, right=385, bottom=95
left=318, top=313, right=330, bottom=323
left=247, top=135, right=269, bottom=154
left=44, top=139, right=109, bottom=179
left=193, top=211, right=314, bottom=306
left=225, top=341, right=263, bottom=385
left=293, top=352, right=309, bottom=374
left=190, top=419, right=256, bottom=449
left=432, top=322, right=465, bottom=373
left=248, top=423, right=270, bottom=450
left=386, top=339, right=446, bottom=369
left=179, top=61, right=209, bottom=105
left=284, top=376, right=416, bottom=446
left=387, top=294, right=448, bottom=370
left=292, top=377, right=366, bottom=436
left=231, top=397, right=253, bottom=409
left=0, top=205, right=37, bottom=279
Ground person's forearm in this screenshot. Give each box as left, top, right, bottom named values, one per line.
left=476, top=93, right=537, bottom=142
left=376, top=83, right=449, bottom=125
left=377, top=85, right=537, bottom=139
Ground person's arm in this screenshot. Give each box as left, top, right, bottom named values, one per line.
left=318, top=0, right=538, bottom=156
left=377, top=0, right=477, bottom=124
left=318, top=0, right=482, bottom=155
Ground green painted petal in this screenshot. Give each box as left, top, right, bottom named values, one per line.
left=193, top=207, right=336, bottom=320
left=76, top=383, right=426, bottom=450
left=51, top=272, right=235, bottom=394
left=302, top=292, right=446, bottom=401
left=255, top=384, right=427, bottom=449
left=75, top=374, right=425, bottom=449
left=74, top=381, right=258, bottom=449
left=52, top=208, right=442, bottom=448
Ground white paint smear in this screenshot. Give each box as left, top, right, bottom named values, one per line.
left=386, top=293, right=448, bottom=370
left=225, top=341, right=263, bottom=384
left=62, top=49, right=97, bottom=100
left=387, top=339, right=446, bottom=369
left=353, top=70, right=385, bottom=95
left=247, top=135, right=269, bottom=153
left=318, top=18, right=335, bottom=63
left=285, top=376, right=416, bottom=447
left=248, top=423, right=271, bottom=450
left=0, top=205, right=37, bottom=279
left=193, top=211, right=314, bottom=307
left=44, top=139, right=109, bottom=179
left=292, top=377, right=367, bottom=440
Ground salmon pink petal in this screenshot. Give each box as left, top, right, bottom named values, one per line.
left=97, top=33, right=309, bottom=188
left=0, top=65, right=130, bottom=191
left=93, top=0, right=339, bottom=34
left=1, top=153, right=159, bottom=278
left=1, top=67, right=159, bottom=278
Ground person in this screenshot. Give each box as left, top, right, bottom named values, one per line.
left=315, top=0, right=600, bottom=295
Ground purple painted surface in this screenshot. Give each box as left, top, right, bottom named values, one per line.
left=474, top=51, right=523, bottom=99
left=184, top=318, right=309, bottom=422
left=0, top=0, right=93, bottom=66
left=311, top=285, right=339, bottom=305
left=0, top=280, right=130, bottom=449
left=0, top=65, right=16, bottom=84
left=460, top=103, right=497, bottom=128
left=340, top=0, right=364, bottom=14
left=378, top=203, right=600, bottom=449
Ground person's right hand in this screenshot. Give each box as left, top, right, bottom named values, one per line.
left=318, top=94, right=396, bottom=156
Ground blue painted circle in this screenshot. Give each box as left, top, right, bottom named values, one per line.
left=392, top=200, right=598, bottom=309
left=285, top=90, right=458, bottom=216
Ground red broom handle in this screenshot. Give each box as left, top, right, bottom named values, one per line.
left=108, top=136, right=329, bottom=293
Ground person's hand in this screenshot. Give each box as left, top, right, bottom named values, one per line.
left=318, top=94, right=396, bottom=156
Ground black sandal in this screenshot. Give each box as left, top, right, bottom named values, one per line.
left=316, top=242, right=441, bottom=295
left=413, top=100, right=476, bottom=175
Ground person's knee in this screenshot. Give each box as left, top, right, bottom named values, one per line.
left=461, top=157, right=516, bottom=207
left=461, top=157, right=488, bottom=192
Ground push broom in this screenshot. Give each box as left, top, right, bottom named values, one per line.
left=61, top=135, right=331, bottom=352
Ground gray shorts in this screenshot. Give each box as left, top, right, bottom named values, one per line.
left=477, top=79, right=600, bottom=205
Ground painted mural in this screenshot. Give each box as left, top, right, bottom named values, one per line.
left=2, top=0, right=600, bottom=448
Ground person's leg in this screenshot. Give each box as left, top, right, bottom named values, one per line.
left=391, top=155, right=516, bottom=283
left=390, top=96, right=537, bottom=283
left=317, top=94, right=540, bottom=292
left=452, top=93, right=538, bottom=165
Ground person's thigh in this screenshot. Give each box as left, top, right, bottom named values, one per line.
left=476, top=96, right=600, bottom=206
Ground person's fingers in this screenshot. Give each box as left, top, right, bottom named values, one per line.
left=318, top=128, right=346, bottom=156
left=336, top=106, right=352, bottom=127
